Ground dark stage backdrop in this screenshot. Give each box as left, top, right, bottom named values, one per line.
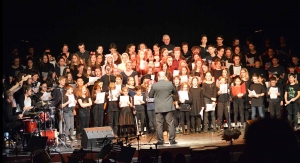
left=3, top=0, right=299, bottom=61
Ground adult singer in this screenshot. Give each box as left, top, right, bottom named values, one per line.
left=149, top=71, right=177, bottom=145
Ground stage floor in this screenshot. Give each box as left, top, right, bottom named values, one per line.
left=4, top=129, right=245, bottom=155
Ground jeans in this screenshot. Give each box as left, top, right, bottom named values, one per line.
left=286, top=102, right=299, bottom=128
left=180, top=111, right=190, bottom=131
left=251, top=106, right=264, bottom=120
left=147, top=110, right=156, bottom=130
left=136, top=110, right=145, bottom=132
left=63, top=111, right=74, bottom=138
left=217, top=102, right=230, bottom=126
left=269, top=102, right=281, bottom=119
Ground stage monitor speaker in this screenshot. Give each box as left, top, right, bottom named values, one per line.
left=244, top=120, right=257, bottom=139
left=81, top=126, right=114, bottom=149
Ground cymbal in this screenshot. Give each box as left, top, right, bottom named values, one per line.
left=19, top=117, right=31, bottom=120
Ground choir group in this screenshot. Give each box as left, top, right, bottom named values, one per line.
left=3, top=34, right=300, bottom=142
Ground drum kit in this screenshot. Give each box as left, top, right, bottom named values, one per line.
left=20, top=99, right=62, bottom=149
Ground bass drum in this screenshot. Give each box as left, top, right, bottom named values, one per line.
left=40, top=129, right=58, bottom=146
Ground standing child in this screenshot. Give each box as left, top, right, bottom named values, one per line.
left=217, top=76, right=231, bottom=130
left=146, top=80, right=156, bottom=133
left=173, top=76, right=181, bottom=133
left=249, top=74, right=266, bottom=120
left=202, top=72, right=217, bottom=132
left=267, top=77, right=283, bottom=119
left=118, top=87, right=134, bottom=136
left=107, top=82, right=120, bottom=136
left=61, top=85, right=77, bottom=142
left=77, top=86, right=92, bottom=137
left=284, top=74, right=300, bottom=131
left=92, top=85, right=106, bottom=127
left=189, top=77, right=205, bottom=133
left=178, top=82, right=193, bottom=134
left=133, top=86, right=146, bottom=135
left=230, top=76, right=246, bottom=129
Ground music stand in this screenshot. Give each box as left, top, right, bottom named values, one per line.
left=102, top=144, right=136, bottom=163
left=116, top=146, right=136, bottom=163
left=137, top=148, right=160, bottom=163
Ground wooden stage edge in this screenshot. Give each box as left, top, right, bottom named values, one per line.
left=4, top=131, right=246, bottom=162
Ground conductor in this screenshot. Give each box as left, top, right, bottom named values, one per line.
left=149, top=71, right=177, bottom=145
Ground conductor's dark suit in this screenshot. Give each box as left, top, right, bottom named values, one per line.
left=149, top=79, right=177, bottom=143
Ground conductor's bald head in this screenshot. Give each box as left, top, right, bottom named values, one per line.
left=157, top=71, right=167, bottom=80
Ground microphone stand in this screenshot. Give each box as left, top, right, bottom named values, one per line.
left=57, top=88, right=70, bottom=149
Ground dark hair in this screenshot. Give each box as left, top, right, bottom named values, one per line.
left=134, top=85, right=142, bottom=92
left=216, top=35, right=224, bottom=39
left=181, top=42, right=188, bottom=47
left=269, top=77, right=276, bottom=81
left=217, top=46, right=224, bottom=51
left=110, top=43, right=117, bottom=49
left=78, top=42, right=85, bottom=46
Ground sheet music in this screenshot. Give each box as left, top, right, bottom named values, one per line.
left=42, top=72, right=48, bottom=78
left=265, top=82, right=270, bottom=88
left=219, top=84, right=228, bottom=94
left=109, top=89, right=119, bottom=101
left=199, top=108, right=204, bottom=120
left=148, top=98, right=154, bottom=102
left=233, top=66, right=241, bottom=75
left=96, top=92, right=105, bottom=104
left=154, top=62, right=160, bottom=67
left=205, top=103, right=215, bottom=112
left=140, top=60, right=146, bottom=70
left=178, top=91, right=189, bottom=102
left=248, top=57, right=254, bottom=64
left=248, top=89, right=257, bottom=97
left=116, top=84, right=122, bottom=93
left=134, top=96, right=143, bottom=105
left=120, top=96, right=130, bottom=107
left=151, top=75, right=155, bottom=80
left=269, top=87, right=278, bottom=99
left=50, top=61, right=56, bottom=68
left=180, top=75, right=188, bottom=83
left=173, top=70, right=179, bottom=76
left=33, top=82, right=40, bottom=92
left=168, top=50, right=173, bottom=53
left=42, top=92, right=51, bottom=101
left=68, top=94, right=76, bottom=107
left=89, top=77, right=100, bottom=85
left=92, top=71, right=95, bottom=76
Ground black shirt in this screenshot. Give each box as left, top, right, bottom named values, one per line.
left=99, top=74, right=116, bottom=92
left=284, top=84, right=300, bottom=102
left=76, top=50, right=90, bottom=62
left=160, top=44, right=175, bottom=53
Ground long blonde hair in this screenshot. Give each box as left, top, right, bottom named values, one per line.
left=240, top=68, right=249, bottom=81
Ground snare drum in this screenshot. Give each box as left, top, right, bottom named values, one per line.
left=40, top=129, right=57, bottom=146
left=38, top=112, right=50, bottom=123
left=22, top=119, right=37, bottom=133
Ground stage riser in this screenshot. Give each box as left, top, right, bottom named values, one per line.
left=5, top=144, right=246, bottom=162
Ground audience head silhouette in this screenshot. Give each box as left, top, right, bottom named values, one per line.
left=161, top=151, right=172, bottom=163
left=244, top=118, right=299, bottom=163
left=174, top=153, right=186, bottom=163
